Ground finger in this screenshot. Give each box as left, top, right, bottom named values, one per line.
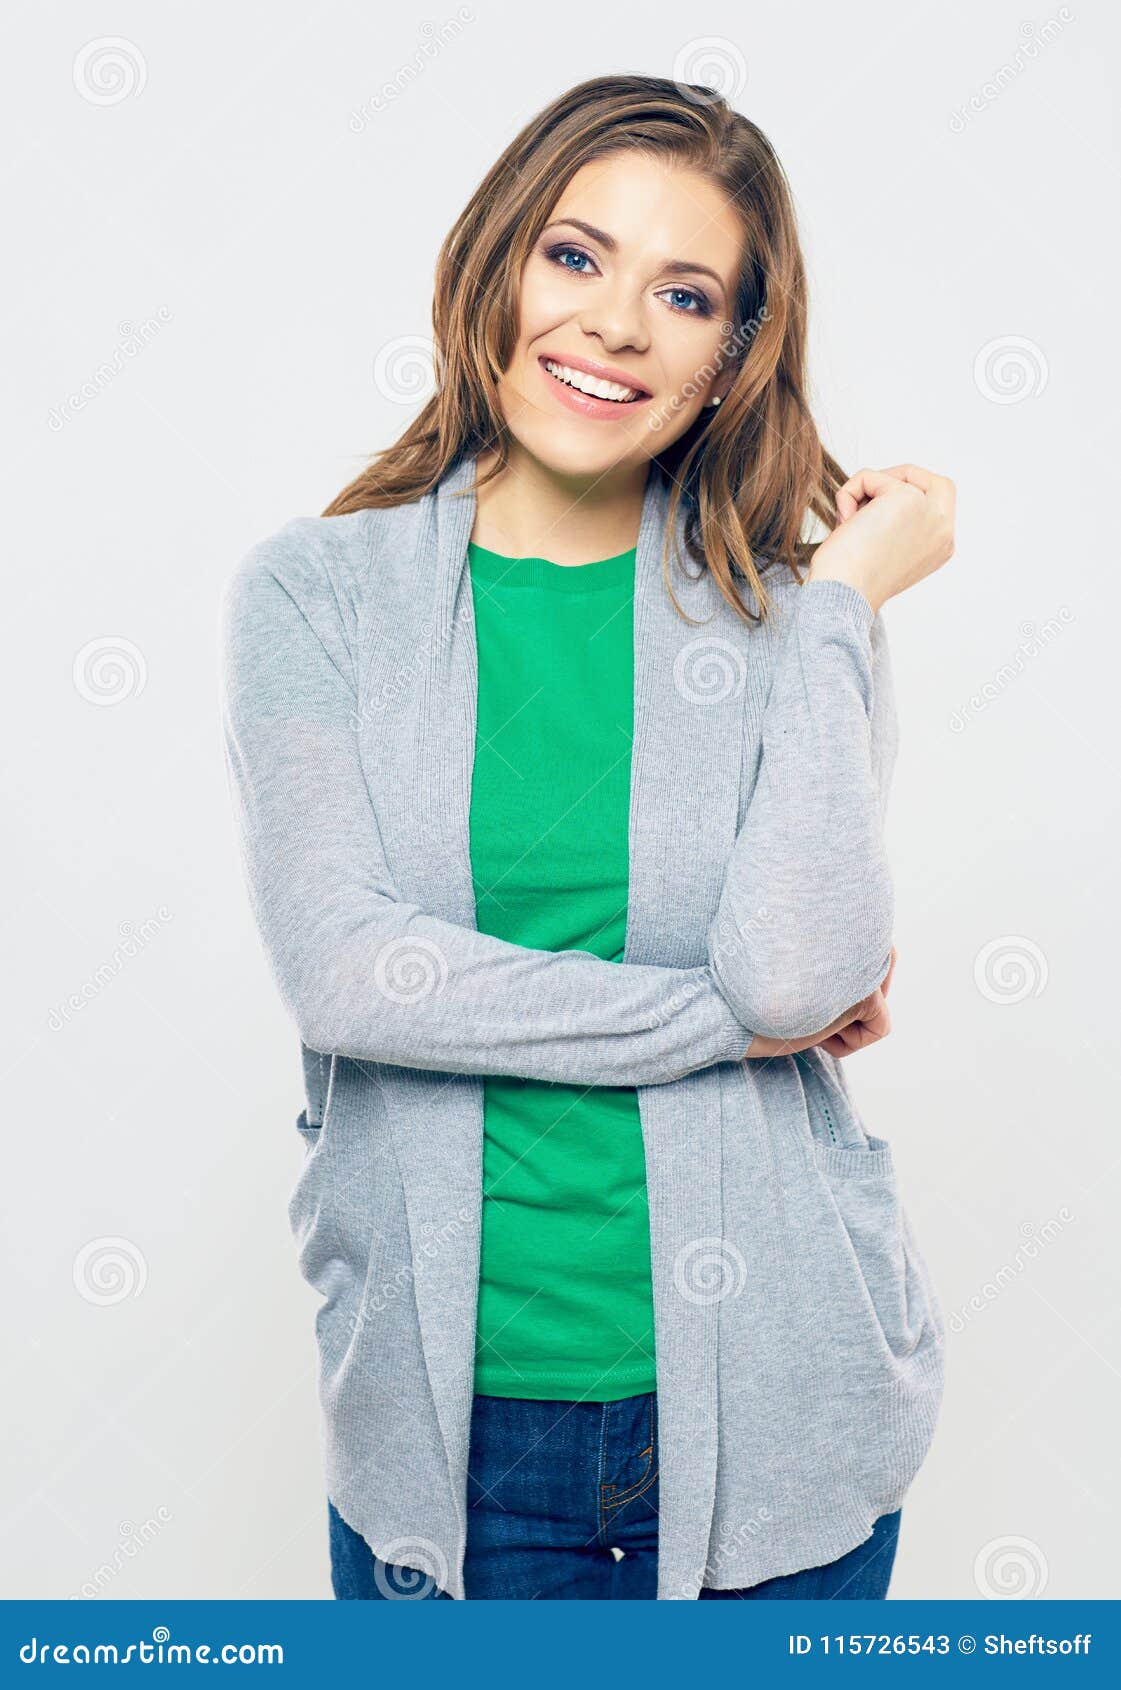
left=883, top=464, right=956, bottom=526
left=835, top=468, right=877, bottom=518
left=817, top=1033, right=850, bottom=1057
left=863, top=1001, right=892, bottom=1039
left=879, top=462, right=935, bottom=494
left=816, top=1028, right=862, bottom=1057
left=845, top=998, right=891, bottom=1045
left=835, top=467, right=919, bottom=515
left=818, top=1015, right=883, bottom=1057
left=880, top=947, right=897, bottom=997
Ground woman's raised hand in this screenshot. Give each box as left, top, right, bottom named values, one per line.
left=808, top=464, right=956, bottom=615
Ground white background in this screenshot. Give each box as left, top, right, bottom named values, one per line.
left=4, top=0, right=1118, bottom=1600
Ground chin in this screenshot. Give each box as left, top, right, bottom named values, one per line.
left=512, top=425, right=651, bottom=485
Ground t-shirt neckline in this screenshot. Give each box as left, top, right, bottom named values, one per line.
left=467, top=540, right=636, bottom=593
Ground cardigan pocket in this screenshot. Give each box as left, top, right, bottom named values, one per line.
left=792, top=1052, right=931, bottom=1370
left=295, top=1110, right=321, bottom=1146
left=299, top=1043, right=329, bottom=1129
left=811, top=1136, right=916, bottom=1366
left=290, top=1044, right=332, bottom=1254
left=288, top=1109, right=328, bottom=1251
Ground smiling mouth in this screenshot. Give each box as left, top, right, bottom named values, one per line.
left=540, top=357, right=651, bottom=404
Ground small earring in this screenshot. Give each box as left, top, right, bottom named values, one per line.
left=710, top=395, right=722, bottom=407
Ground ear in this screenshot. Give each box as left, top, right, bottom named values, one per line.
left=708, top=367, right=737, bottom=405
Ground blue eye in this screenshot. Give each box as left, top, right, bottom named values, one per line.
left=544, top=245, right=714, bottom=318
left=661, top=285, right=711, bottom=317
left=549, top=244, right=594, bottom=274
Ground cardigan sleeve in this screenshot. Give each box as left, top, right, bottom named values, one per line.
left=219, top=546, right=753, bottom=1085
left=706, top=576, right=898, bottom=1042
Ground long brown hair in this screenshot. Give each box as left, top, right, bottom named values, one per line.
left=322, top=73, right=847, bottom=625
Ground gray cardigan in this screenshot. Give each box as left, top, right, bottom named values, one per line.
left=218, top=450, right=945, bottom=1599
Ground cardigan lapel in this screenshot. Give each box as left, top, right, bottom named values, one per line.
left=372, top=453, right=485, bottom=1544
left=624, top=465, right=748, bottom=1597
left=376, top=451, right=747, bottom=1589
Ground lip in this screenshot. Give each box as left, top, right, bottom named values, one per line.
left=537, top=352, right=654, bottom=420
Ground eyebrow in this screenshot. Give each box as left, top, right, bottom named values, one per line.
left=540, top=217, right=729, bottom=300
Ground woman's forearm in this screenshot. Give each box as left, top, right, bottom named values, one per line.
left=706, top=577, right=897, bottom=1041
left=220, top=547, right=753, bottom=1086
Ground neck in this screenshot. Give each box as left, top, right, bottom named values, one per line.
left=469, top=444, right=649, bottom=565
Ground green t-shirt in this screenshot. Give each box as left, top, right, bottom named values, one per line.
left=467, top=539, right=656, bottom=1401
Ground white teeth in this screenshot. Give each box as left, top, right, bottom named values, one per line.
left=544, top=359, right=641, bottom=403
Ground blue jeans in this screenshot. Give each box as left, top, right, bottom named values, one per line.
left=328, top=1391, right=902, bottom=1599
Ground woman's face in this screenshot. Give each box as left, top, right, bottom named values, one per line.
left=496, top=151, right=746, bottom=484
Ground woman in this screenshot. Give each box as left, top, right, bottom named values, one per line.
left=219, top=74, right=952, bottom=1601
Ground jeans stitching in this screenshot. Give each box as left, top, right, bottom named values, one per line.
left=596, top=1400, right=612, bottom=1548
left=599, top=1394, right=657, bottom=1508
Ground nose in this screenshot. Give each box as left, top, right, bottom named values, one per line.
left=577, top=273, right=651, bottom=355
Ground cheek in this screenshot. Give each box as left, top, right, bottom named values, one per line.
left=662, top=329, right=720, bottom=395
left=652, top=334, right=722, bottom=417
left=517, top=260, right=590, bottom=338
